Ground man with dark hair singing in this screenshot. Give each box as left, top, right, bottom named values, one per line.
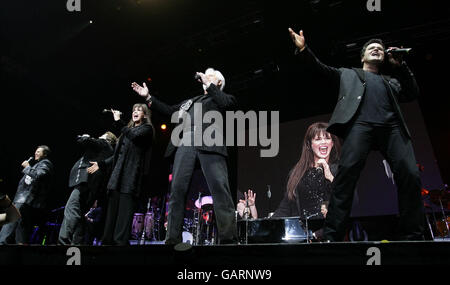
left=288, top=28, right=424, bottom=241
left=0, top=145, right=54, bottom=244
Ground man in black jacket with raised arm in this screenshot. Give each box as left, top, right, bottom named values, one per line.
left=288, top=28, right=425, bottom=241
left=131, top=68, right=238, bottom=244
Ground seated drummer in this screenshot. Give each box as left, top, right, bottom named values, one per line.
left=272, top=122, right=340, bottom=220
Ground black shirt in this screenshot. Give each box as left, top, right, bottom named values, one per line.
left=273, top=164, right=337, bottom=219
left=356, top=71, right=398, bottom=125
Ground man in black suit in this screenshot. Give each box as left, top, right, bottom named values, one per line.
left=131, top=68, right=238, bottom=244
left=0, top=145, right=54, bottom=244
left=58, top=132, right=115, bottom=245
left=288, top=28, right=425, bottom=241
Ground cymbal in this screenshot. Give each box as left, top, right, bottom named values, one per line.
left=195, top=196, right=213, bottom=209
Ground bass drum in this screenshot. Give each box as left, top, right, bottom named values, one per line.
left=182, top=231, right=194, bottom=244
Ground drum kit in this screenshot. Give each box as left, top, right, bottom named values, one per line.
left=131, top=194, right=217, bottom=245
left=422, top=186, right=450, bottom=239
left=183, top=194, right=217, bottom=245
left=131, top=198, right=162, bottom=244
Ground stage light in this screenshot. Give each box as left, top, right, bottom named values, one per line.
left=161, top=124, right=167, bottom=130
left=89, top=20, right=93, bottom=24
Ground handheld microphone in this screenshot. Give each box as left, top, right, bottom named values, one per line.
left=194, top=73, right=201, bottom=81
left=316, top=165, right=324, bottom=173
left=77, top=134, right=90, bottom=139
left=385, top=48, right=412, bottom=54
left=102, top=109, right=122, bottom=115
left=27, top=156, right=33, bottom=163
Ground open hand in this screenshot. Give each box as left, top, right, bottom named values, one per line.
left=239, top=189, right=256, bottom=207
left=288, top=28, right=306, bottom=51
left=87, top=161, right=99, bottom=174
left=131, top=82, right=150, bottom=98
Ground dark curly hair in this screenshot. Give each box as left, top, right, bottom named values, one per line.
left=360, top=38, right=385, bottom=59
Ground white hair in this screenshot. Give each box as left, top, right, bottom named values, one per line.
left=205, top=67, right=225, bottom=90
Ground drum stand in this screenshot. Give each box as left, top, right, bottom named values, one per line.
left=424, top=212, right=435, bottom=240
left=152, top=207, right=160, bottom=241
left=438, top=198, right=450, bottom=238
left=304, top=211, right=319, bottom=243
left=139, top=198, right=152, bottom=245
left=193, top=208, right=201, bottom=245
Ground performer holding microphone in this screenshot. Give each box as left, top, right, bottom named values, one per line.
left=288, top=28, right=425, bottom=241
left=58, top=132, right=116, bottom=245
left=131, top=68, right=238, bottom=245
left=88, top=105, right=154, bottom=245
left=272, top=122, right=340, bottom=220
left=0, top=146, right=54, bottom=244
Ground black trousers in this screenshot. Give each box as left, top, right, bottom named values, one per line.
left=323, top=122, right=425, bottom=241
left=58, top=187, right=88, bottom=245
left=166, top=146, right=237, bottom=244
left=16, top=204, right=46, bottom=244
left=101, top=190, right=137, bottom=245
left=0, top=203, right=46, bottom=244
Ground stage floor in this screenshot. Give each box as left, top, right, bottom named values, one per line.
left=1, top=240, right=449, bottom=266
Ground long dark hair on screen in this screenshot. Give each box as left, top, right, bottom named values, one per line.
left=286, top=122, right=341, bottom=201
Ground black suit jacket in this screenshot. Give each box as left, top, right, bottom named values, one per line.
left=99, top=121, right=153, bottom=198
left=149, top=83, right=237, bottom=157
left=69, top=137, right=113, bottom=188
left=14, top=158, right=54, bottom=209
left=273, top=164, right=338, bottom=218
left=296, top=47, right=420, bottom=138
left=68, top=136, right=114, bottom=207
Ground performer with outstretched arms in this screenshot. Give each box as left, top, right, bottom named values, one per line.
left=288, top=28, right=424, bottom=241
left=131, top=68, right=238, bottom=245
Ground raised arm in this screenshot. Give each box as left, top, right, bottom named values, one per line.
left=288, top=28, right=341, bottom=83
left=22, top=160, right=53, bottom=181
left=386, top=48, right=420, bottom=102
left=131, top=82, right=181, bottom=117
left=76, top=135, right=106, bottom=152
left=206, top=84, right=237, bottom=110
